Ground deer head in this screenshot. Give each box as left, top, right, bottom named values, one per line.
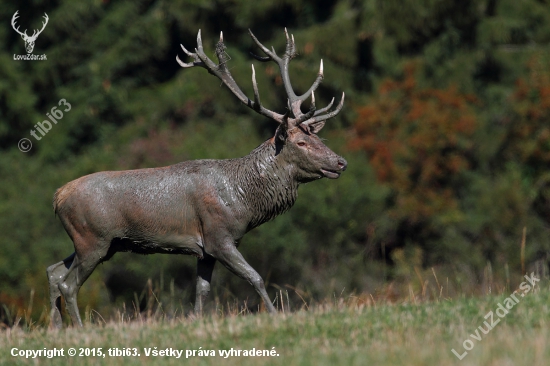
left=176, top=29, right=347, bottom=182
left=11, top=11, right=49, bottom=54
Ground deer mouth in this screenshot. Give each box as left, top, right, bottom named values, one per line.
left=320, top=168, right=341, bottom=179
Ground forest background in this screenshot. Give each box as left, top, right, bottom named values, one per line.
left=1, top=0, right=550, bottom=321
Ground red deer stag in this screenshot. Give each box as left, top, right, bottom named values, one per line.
left=47, top=29, right=347, bottom=327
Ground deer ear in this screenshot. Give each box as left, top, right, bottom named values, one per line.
left=274, top=120, right=289, bottom=142
left=274, top=111, right=292, bottom=142
left=302, top=121, right=326, bottom=134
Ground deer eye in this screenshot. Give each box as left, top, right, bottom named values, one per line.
left=297, top=141, right=307, bottom=147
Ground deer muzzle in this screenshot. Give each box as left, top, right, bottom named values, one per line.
left=321, top=157, right=347, bottom=179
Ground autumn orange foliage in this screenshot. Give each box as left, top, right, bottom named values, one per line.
left=351, top=63, right=477, bottom=223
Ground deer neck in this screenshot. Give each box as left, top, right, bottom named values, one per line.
left=233, top=138, right=300, bottom=230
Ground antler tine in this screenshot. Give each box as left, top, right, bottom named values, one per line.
left=282, top=29, right=297, bottom=58
left=293, top=91, right=317, bottom=124
left=176, top=44, right=202, bottom=67
left=284, top=28, right=291, bottom=56
left=290, top=34, right=297, bottom=58
left=176, top=54, right=196, bottom=68
left=302, top=92, right=345, bottom=126
left=248, top=29, right=280, bottom=62
left=196, top=29, right=204, bottom=52
left=175, top=30, right=207, bottom=67
left=296, top=59, right=324, bottom=102
left=284, top=28, right=290, bottom=52
left=180, top=44, right=195, bottom=57
left=250, top=52, right=271, bottom=62
left=251, top=64, right=261, bottom=111
left=313, top=96, right=334, bottom=116
left=249, top=42, right=271, bottom=62
left=249, top=63, right=289, bottom=121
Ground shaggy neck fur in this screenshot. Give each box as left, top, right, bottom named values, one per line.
left=221, top=139, right=300, bottom=230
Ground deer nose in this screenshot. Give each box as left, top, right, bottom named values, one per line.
left=337, top=157, right=347, bottom=171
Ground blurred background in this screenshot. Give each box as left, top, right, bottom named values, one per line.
left=1, top=0, right=550, bottom=323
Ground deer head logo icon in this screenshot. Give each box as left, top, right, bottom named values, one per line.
left=11, top=11, right=48, bottom=54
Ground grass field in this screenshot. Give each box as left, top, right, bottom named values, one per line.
left=2, top=280, right=550, bottom=366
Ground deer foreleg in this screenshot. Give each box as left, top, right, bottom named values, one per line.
left=212, top=243, right=276, bottom=313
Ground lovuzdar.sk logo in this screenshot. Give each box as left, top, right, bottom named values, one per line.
left=12, top=10, right=48, bottom=61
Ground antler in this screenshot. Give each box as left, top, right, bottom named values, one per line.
left=249, top=28, right=345, bottom=129
left=11, top=11, right=27, bottom=38
left=11, top=11, right=48, bottom=40
left=176, top=31, right=287, bottom=124
left=176, top=29, right=345, bottom=130
left=30, top=13, right=49, bottom=40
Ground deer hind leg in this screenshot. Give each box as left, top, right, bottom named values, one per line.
left=58, top=242, right=109, bottom=327
left=211, top=242, right=276, bottom=314
left=47, top=253, right=75, bottom=328
left=194, top=254, right=216, bottom=315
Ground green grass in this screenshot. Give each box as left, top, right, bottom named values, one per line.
left=2, top=285, right=550, bottom=365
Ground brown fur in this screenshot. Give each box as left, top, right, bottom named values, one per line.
left=53, top=177, right=84, bottom=215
